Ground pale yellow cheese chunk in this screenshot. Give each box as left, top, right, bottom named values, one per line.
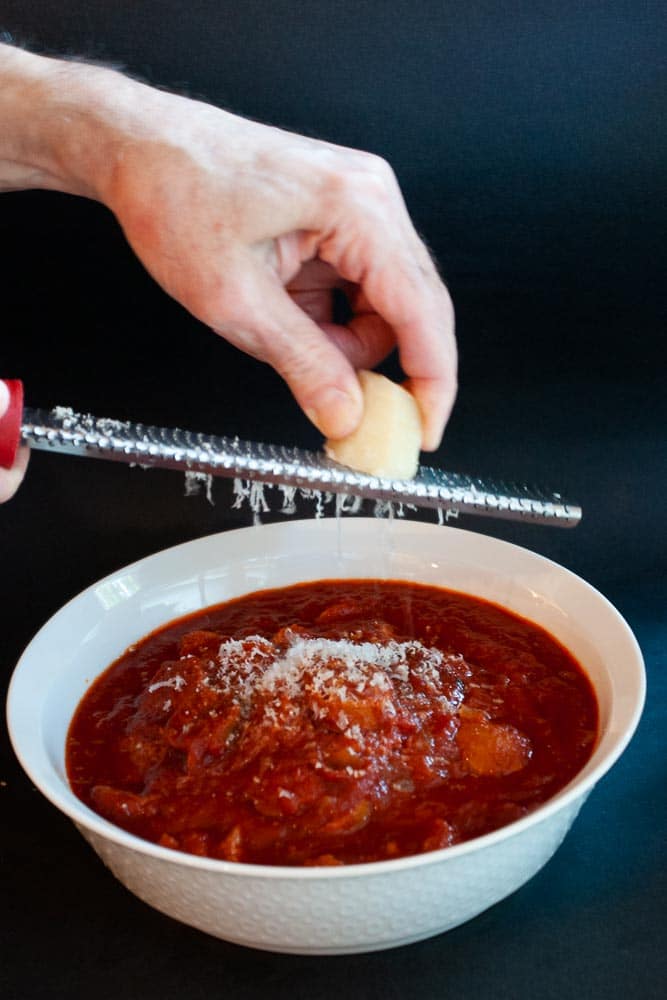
left=324, top=370, right=422, bottom=479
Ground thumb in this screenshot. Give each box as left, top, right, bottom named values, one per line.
left=216, top=265, right=364, bottom=439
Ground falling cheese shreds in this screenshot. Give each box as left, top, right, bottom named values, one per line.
left=373, top=500, right=394, bottom=519
left=184, top=471, right=215, bottom=504
left=279, top=485, right=298, bottom=515
left=230, top=478, right=412, bottom=524
left=335, top=493, right=363, bottom=515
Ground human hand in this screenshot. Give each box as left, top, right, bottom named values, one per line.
left=0, top=380, right=29, bottom=502
left=102, top=98, right=457, bottom=448
left=0, top=46, right=457, bottom=449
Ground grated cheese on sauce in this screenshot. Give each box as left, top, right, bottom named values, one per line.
left=68, top=579, right=597, bottom=867
left=147, top=675, right=186, bottom=694
left=197, top=633, right=467, bottom=742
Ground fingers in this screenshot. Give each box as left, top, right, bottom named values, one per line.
left=212, top=260, right=364, bottom=440
left=280, top=153, right=457, bottom=448
left=284, top=249, right=455, bottom=449
left=386, top=272, right=457, bottom=451
left=290, top=288, right=334, bottom=325
left=350, top=243, right=456, bottom=450
left=109, top=111, right=456, bottom=450
left=0, top=380, right=29, bottom=502
left=287, top=258, right=456, bottom=414
left=313, top=157, right=458, bottom=450
left=323, top=248, right=457, bottom=450
left=403, top=373, right=456, bottom=452
left=319, top=313, right=396, bottom=371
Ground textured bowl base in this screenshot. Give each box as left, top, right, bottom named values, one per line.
left=197, top=916, right=488, bottom=955
left=123, top=882, right=497, bottom=954
left=126, top=793, right=584, bottom=955
left=78, top=795, right=583, bottom=956
left=110, top=864, right=501, bottom=955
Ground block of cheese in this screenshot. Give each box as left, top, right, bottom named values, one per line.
left=324, top=370, right=422, bottom=479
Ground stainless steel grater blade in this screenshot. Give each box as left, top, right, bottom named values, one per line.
left=19, top=405, right=582, bottom=527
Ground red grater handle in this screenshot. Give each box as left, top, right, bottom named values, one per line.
left=0, top=379, right=24, bottom=469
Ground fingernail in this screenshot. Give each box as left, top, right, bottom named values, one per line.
left=0, top=380, right=9, bottom=417
left=306, top=386, right=361, bottom=439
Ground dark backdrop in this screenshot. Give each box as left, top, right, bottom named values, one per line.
left=1, top=3, right=665, bottom=999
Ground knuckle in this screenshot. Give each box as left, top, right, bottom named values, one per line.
left=359, top=151, right=395, bottom=183
left=356, top=154, right=397, bottom=201
left=321, top=151, right=398, bottom=211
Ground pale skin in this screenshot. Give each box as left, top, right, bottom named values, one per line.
left=0, top=44, right=457, bottom=501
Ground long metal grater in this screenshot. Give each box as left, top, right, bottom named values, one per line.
left=19, top=405, right=582, bottom=526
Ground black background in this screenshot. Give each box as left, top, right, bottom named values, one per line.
left=1, top=2, right=665, bottom=998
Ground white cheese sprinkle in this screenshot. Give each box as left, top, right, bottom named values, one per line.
left=147, top=675, right=186, bottom=694
left=205, top=632, right=465, bottom=738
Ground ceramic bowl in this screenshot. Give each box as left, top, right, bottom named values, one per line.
left=7, top=518, right=645, bottom=954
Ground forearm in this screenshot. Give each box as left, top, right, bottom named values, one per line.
left=0, top=43, right=163, bottom=201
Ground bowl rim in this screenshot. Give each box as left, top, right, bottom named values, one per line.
left=7, top=518, right=646, bottom=880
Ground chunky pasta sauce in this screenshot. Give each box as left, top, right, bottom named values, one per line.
left=66, top=580, right=598, bottom=866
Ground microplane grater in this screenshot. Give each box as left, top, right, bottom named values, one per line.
left=15, top=403, right=581, bottom=527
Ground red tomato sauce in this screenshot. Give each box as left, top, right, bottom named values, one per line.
left=66, top=580, right=598, bottom=866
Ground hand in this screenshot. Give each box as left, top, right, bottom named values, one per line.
left=0, top=381, right=29, bottom=502
left=0, top=46, right=457, bottom=449
left=104, top=101, right=457, bottom=448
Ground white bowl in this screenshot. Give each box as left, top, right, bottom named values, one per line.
left=7, top=519, right=645, bottom=954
